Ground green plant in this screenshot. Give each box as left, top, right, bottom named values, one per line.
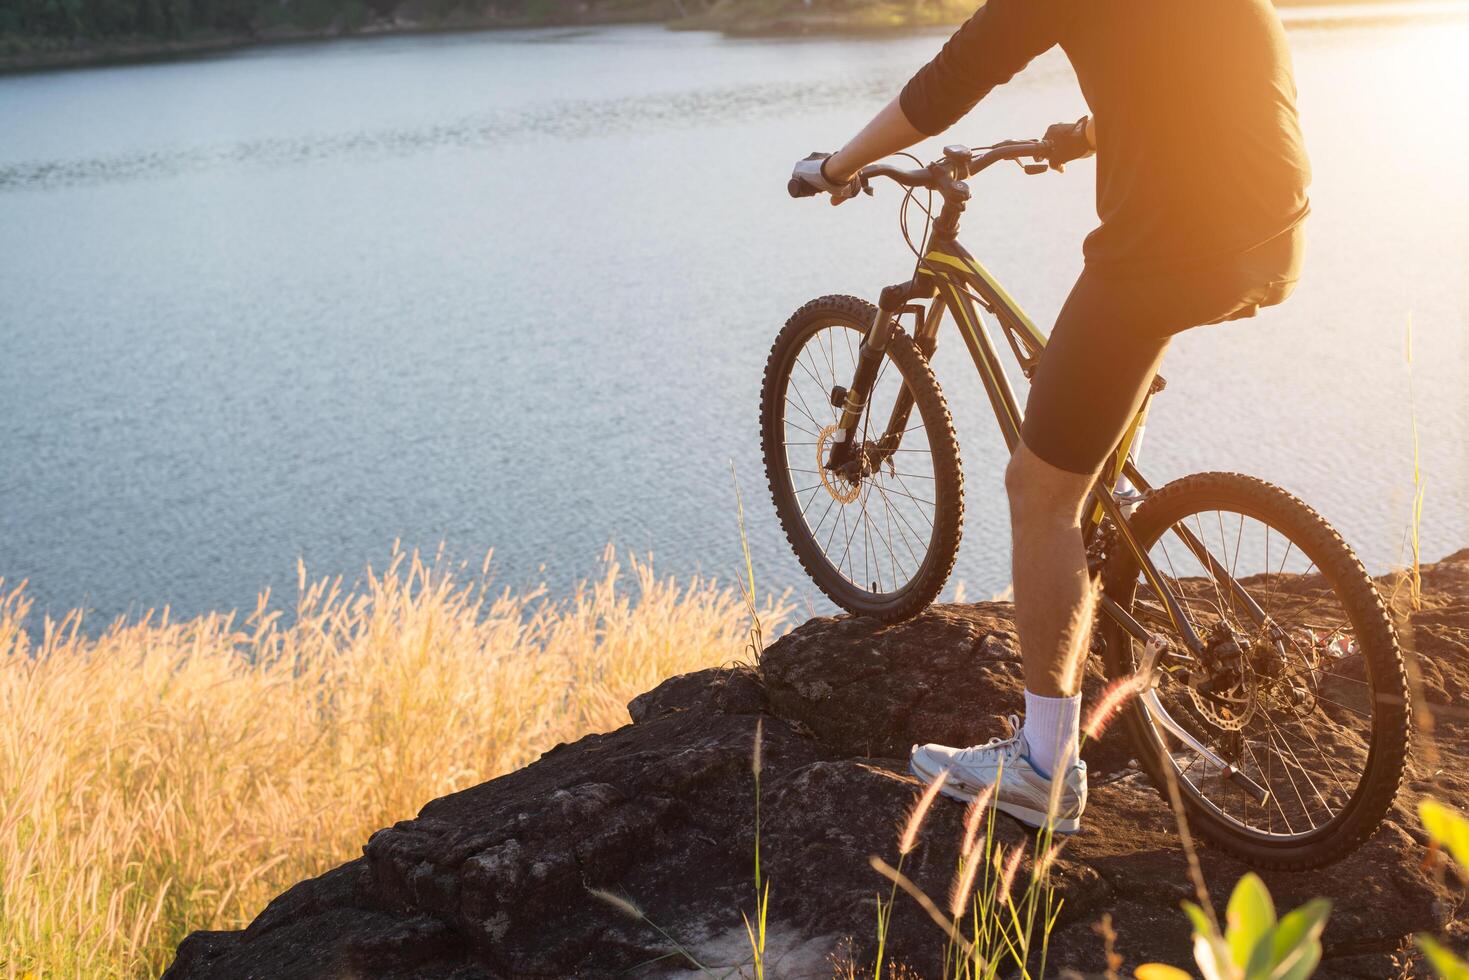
left=1423, top=800, right=1469, bottom=868
left=591, top=479, right=778, bottom=980
left=729, top=462, right=769, bottom=665
left=1402, top=312, right=1426, bottom=612
left=743, top=718, right=770, bottom=979
left=864, top=589, right=1105, bottom=979
left=1419, top=936, right=1469, bottom=980
left=868, top=771, right=953, bottom=977
left=865, top=769, right=1068, bottom=979
left=588, top=886, right=716, bottom=975
left=1135, top=873, right=1330, bottom=980
left=1417, top=800, right=1469, bottom=977
left=728, top=466, right=774, bottom=978
left=588, top=714, right=772, bottom=979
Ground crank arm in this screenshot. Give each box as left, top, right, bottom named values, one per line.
left=1139, top=688, right=1271, bottom=807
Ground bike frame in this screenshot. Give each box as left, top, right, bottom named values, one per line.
left=866, top=231, right=1210, bottom=660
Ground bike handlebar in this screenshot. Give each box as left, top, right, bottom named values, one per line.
left=787, top=138, right=1053, bottom=199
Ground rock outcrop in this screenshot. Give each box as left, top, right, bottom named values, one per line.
left=166, top=551, right=1469, bottom=979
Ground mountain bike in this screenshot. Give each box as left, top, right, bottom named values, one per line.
left=764, top=138, right=1410, bottom=868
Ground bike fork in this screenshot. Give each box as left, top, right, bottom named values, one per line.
left=826, top=284, right=937, bottom=469
left=826, top=307, right=892, bottom=463
left=874, top=294, right=945, bottom=450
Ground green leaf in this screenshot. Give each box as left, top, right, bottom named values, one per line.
left=1193, top=931, right=1236, bottom=980
left=1264, top=898, right=1331, bottom=980
left=1183, top=901, right=1216, bottom=941
left=1227, top=873, right=1277, bottom=968
left=1419, top=934, right=1469, bottom=980
left=1421, top=800, right=1469, bottom=871
left=1266, top=936, right=1321, bottom=980
left=1243, top=934, right=1275, bottom=979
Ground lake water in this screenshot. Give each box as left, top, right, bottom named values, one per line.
left=2, top=6, right=1466, bottom=625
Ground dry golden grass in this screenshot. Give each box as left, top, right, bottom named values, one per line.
left=0, top=544, right=791, bottom=978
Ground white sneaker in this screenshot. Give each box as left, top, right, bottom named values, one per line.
left=908, top=715, right=1088, bottom=833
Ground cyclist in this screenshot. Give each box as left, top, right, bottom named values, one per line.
left=790, top=0, right=1310, bottom=832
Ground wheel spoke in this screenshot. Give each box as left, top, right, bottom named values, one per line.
left=875, top=482, right=925, bottom=572
left=782, top=416, right=820, bottom=439
left=870, top=478, right=935, bottom=510
left=783, top=393, right=823, bottom=431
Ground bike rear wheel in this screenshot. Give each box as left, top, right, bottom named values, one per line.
left=761, top=294, right=963, bottom=621
left=1102, top=472, right=1410, bottom=868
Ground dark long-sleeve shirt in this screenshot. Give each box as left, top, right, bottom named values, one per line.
left=899, top=0, right=1312, bottom=271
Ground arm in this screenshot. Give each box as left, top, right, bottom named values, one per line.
left=898, top=0, right=1072, bottom=137
left=819, top=106, right=1092, bottom=205
left=810, top=0, right=1073, bottom=201
left=823, top=97, right=927, bottom=184
left=828, top=102, right=1096, bottom=183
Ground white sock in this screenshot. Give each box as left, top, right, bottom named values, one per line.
left=1022, top=689, right=1082, bottom=777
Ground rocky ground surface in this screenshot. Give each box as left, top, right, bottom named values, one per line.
left=165, top=551, right=1469, bottom=979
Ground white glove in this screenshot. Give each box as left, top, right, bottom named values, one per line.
left=790, top=152, right=865, bottom=201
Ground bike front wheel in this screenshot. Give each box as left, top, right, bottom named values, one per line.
left=1102, top=472, right=1410, bottom=869
left=760, top=294, right=963, bottom=621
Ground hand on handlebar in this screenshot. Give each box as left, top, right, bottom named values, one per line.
left=789, top=152, right=870, bottom=205
left=1042, top=116, right=1094, bottom=172
left=787, top=136, right=1060, bottom=202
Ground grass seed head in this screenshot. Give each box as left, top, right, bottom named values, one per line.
left=959, top=784, right=995, bottom=858
left=900, top=769, right=949, bottom=856
left=1083, top=673, right=1146, bottom=741
left=588, top=887, right=645, bottom=921
left=996, top=844, right=1025, bottom=907
left=947, top=849, right=985, bottom=918
left=1057, top=576, right=1101, bottom=695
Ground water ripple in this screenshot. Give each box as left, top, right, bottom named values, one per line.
left=0, top=77, right=894, bottom=192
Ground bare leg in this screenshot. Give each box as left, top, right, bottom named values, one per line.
left=1004, top=442, right=1098, bottom=698
left=905, top=440, right=1099, bottom=801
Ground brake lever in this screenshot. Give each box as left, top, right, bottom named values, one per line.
left=1017, top=138, right=1052, bottom=175
left=1021, top=138, right=1058, bottom=175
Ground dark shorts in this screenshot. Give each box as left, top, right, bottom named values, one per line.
left=1019, top=223, right=1306, bottom=475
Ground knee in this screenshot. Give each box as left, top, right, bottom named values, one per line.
left=1004, top=449, right=1030, bottom=505
left=1005, top=448, right=1051, bottom=526
left=1006, top=444, right=1092, bottom=530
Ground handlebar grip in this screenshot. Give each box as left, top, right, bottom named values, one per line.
left=788, top=177, right=819, bottom=199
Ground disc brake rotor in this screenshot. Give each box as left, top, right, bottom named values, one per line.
left=1187, top=638, right=1258, bottom=731
left=816, top=424, right=862, bottom=504
left=1188, top=678, right=1256, bottom=731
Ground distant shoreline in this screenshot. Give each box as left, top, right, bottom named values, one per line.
left=2, top=0, right=1464, bottom=76
left=0, top=10, right=669, bottom=76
